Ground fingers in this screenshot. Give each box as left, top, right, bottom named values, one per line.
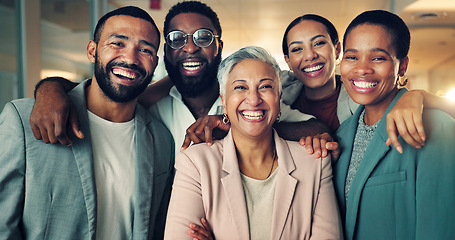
left=300, top=133, right=338, bottom=159
left=30, top=121, right=43, bottom=141
left=187, top=222, right=212, bottom=240
left=204, top=125, right=214, bottom=146
left=301, top=136, right=314, bottom=155
left=70, top=106, right=84, bottom=140
left=327, top=141, right=341, bottom=162
left=181, top=135, right=193, bottom=152
left=200, top=218, right=212, bottom=233
left=312, top=136, right=323, bottom=159
left=386, top=112, right=426, bottom=153
left=385, top=116, right=402, bottom=153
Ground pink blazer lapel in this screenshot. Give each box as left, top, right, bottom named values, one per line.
left=270, top=131, right=298, bottom=239
left=220, top=131, right=251, bottom=240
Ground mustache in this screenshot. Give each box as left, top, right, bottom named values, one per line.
left=106, top=61, right=146, bottom=77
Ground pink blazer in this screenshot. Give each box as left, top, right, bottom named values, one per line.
left=164, top=130, right=343, bottom=240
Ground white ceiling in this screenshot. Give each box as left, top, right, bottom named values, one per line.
left=1, top=0, right=455, bottom=88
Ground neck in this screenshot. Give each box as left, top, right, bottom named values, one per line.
left=86, top=77, right=137, bottom=123
left=182, top=82, right=220, bottom=119
left=233, top=130, right=277, bottom=180
left=304, top=75, right=337, bottom=100
left=364, top=88, right=400, bottom=126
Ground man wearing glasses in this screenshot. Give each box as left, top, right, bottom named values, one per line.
left=147, top=1, right=226, bottom=153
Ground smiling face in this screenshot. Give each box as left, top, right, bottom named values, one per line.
left=164, top=13, right=223, bottom=98
left=284, top=20, right=340, bottom=97
left=88, top=15, right=159, bottom=102
left=222, top=59, right=280, bottom=140
left=340, top=23, right=408, bottom=111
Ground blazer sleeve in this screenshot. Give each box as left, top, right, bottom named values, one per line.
left=310, top=155, right=344, bottom=239
left=415, top=110, right=455, bottom=239
left=0, top=102, right=26, bottom=239
left=164, top=151, right=205, bottom=240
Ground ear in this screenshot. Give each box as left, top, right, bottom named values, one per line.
left=218, top=39, right=224, bottom=51
left=335, top=41, right=342, bottom=62
left=398, top=56, right=409, bottom=76
left=284, top=55, right=292, bottom=70
left=220, top=94, right=227, bottom=115
left=87, top=40, right=97, bottom=63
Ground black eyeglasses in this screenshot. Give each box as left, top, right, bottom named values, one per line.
left=166, top=29, right=219, bottom=50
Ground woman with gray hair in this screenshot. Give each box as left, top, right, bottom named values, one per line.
left=164, top=46, right=343, bottom=240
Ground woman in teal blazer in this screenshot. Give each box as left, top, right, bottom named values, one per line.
left=334, top=10, right=455, bottom=239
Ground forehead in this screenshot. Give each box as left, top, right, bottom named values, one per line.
left=168, top=13, right=216, bottom=34
left=346, top=24, right=394, bottom=51
left=101, top=15, right=159, bottom=45
left=229, top=59, right=276, bottom=80
left=289, top=20, right=330, bottom=40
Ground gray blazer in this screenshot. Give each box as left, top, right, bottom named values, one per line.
left=0, top=80, right=175, bottom=239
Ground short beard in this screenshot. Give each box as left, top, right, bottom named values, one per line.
left=94, top=54, right=152, bottom=103
left=164, top=53, right=222, bottom=98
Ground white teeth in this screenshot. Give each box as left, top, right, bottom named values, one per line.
left=242, top=111, right=264, bottom=120
left=303, top=64, right=323, bottom=73
left=113, top=68, right=136, bottom=79
left=353, top=81, right=378, bottom=88
left=182, top=62, right=203, bottom=71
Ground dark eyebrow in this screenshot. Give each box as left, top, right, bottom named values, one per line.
left=371, top=48, right=392, bottom=57
left=288, top=34, right=327, bottom=47
left=344, top=48, right=392, bottom=57
left=108, top=34, right=157, bottom=51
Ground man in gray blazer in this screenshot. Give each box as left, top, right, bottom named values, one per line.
left=0, top=6, right=174, bottom=239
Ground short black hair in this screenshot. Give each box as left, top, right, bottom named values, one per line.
left=93, top=6, right=160, bottom=46
left=343, top=10, right=410, bottom=59
left=282, top=14, right=339, bottom=56
left=163, top=1, right=222, bottom=37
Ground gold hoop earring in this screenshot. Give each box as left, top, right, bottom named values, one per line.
left=276, top=112, right=281, bottom=122
left=398, top=75, right=408, bottom=87
left=222, top=113, right=230, bottom=124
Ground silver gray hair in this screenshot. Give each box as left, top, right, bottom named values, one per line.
left=218, top=46, right=282, bottom=97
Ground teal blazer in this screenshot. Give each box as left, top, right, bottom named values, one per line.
left=0, top=80, right=175, bottom=239
left=334, top=89, right=455, bottom=240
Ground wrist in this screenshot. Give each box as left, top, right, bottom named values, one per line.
left=34, top=77, right=65, bottom=99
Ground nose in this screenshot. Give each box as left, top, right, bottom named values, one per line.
left=182, top=36, right=200, bottom=54
left=122, top=46, right=140, bottom=65
left=245, top=90, right=263, bottom=106
left=355, top=59, right=374, bottom=76
left=304, top=48, right=318, bottom=62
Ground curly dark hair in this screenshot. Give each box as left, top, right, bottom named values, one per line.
left=163, top=1, right=222, bottom=37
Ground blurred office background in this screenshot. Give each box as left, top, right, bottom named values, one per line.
left=1, top=0, right=455, bottom=108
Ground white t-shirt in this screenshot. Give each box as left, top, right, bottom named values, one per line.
left=88, top=111, right=135, bottom=240
left=149, top=86, right=223, bottom=155
left=241, top=168, right=279, bottom=240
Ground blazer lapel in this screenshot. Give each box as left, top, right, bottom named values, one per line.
left=343, top=90, right=406, bottom=239
left=344, top=133, right=390, bottom=239
left=69, top=81, right=97, bottom=239
left=221, top=131, right=250, bottom=240
left=132, top=107, right=154, bottom=238
left=334, top=109, right=360, bottom=217
left=270, top=131, right=297, bottom=240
